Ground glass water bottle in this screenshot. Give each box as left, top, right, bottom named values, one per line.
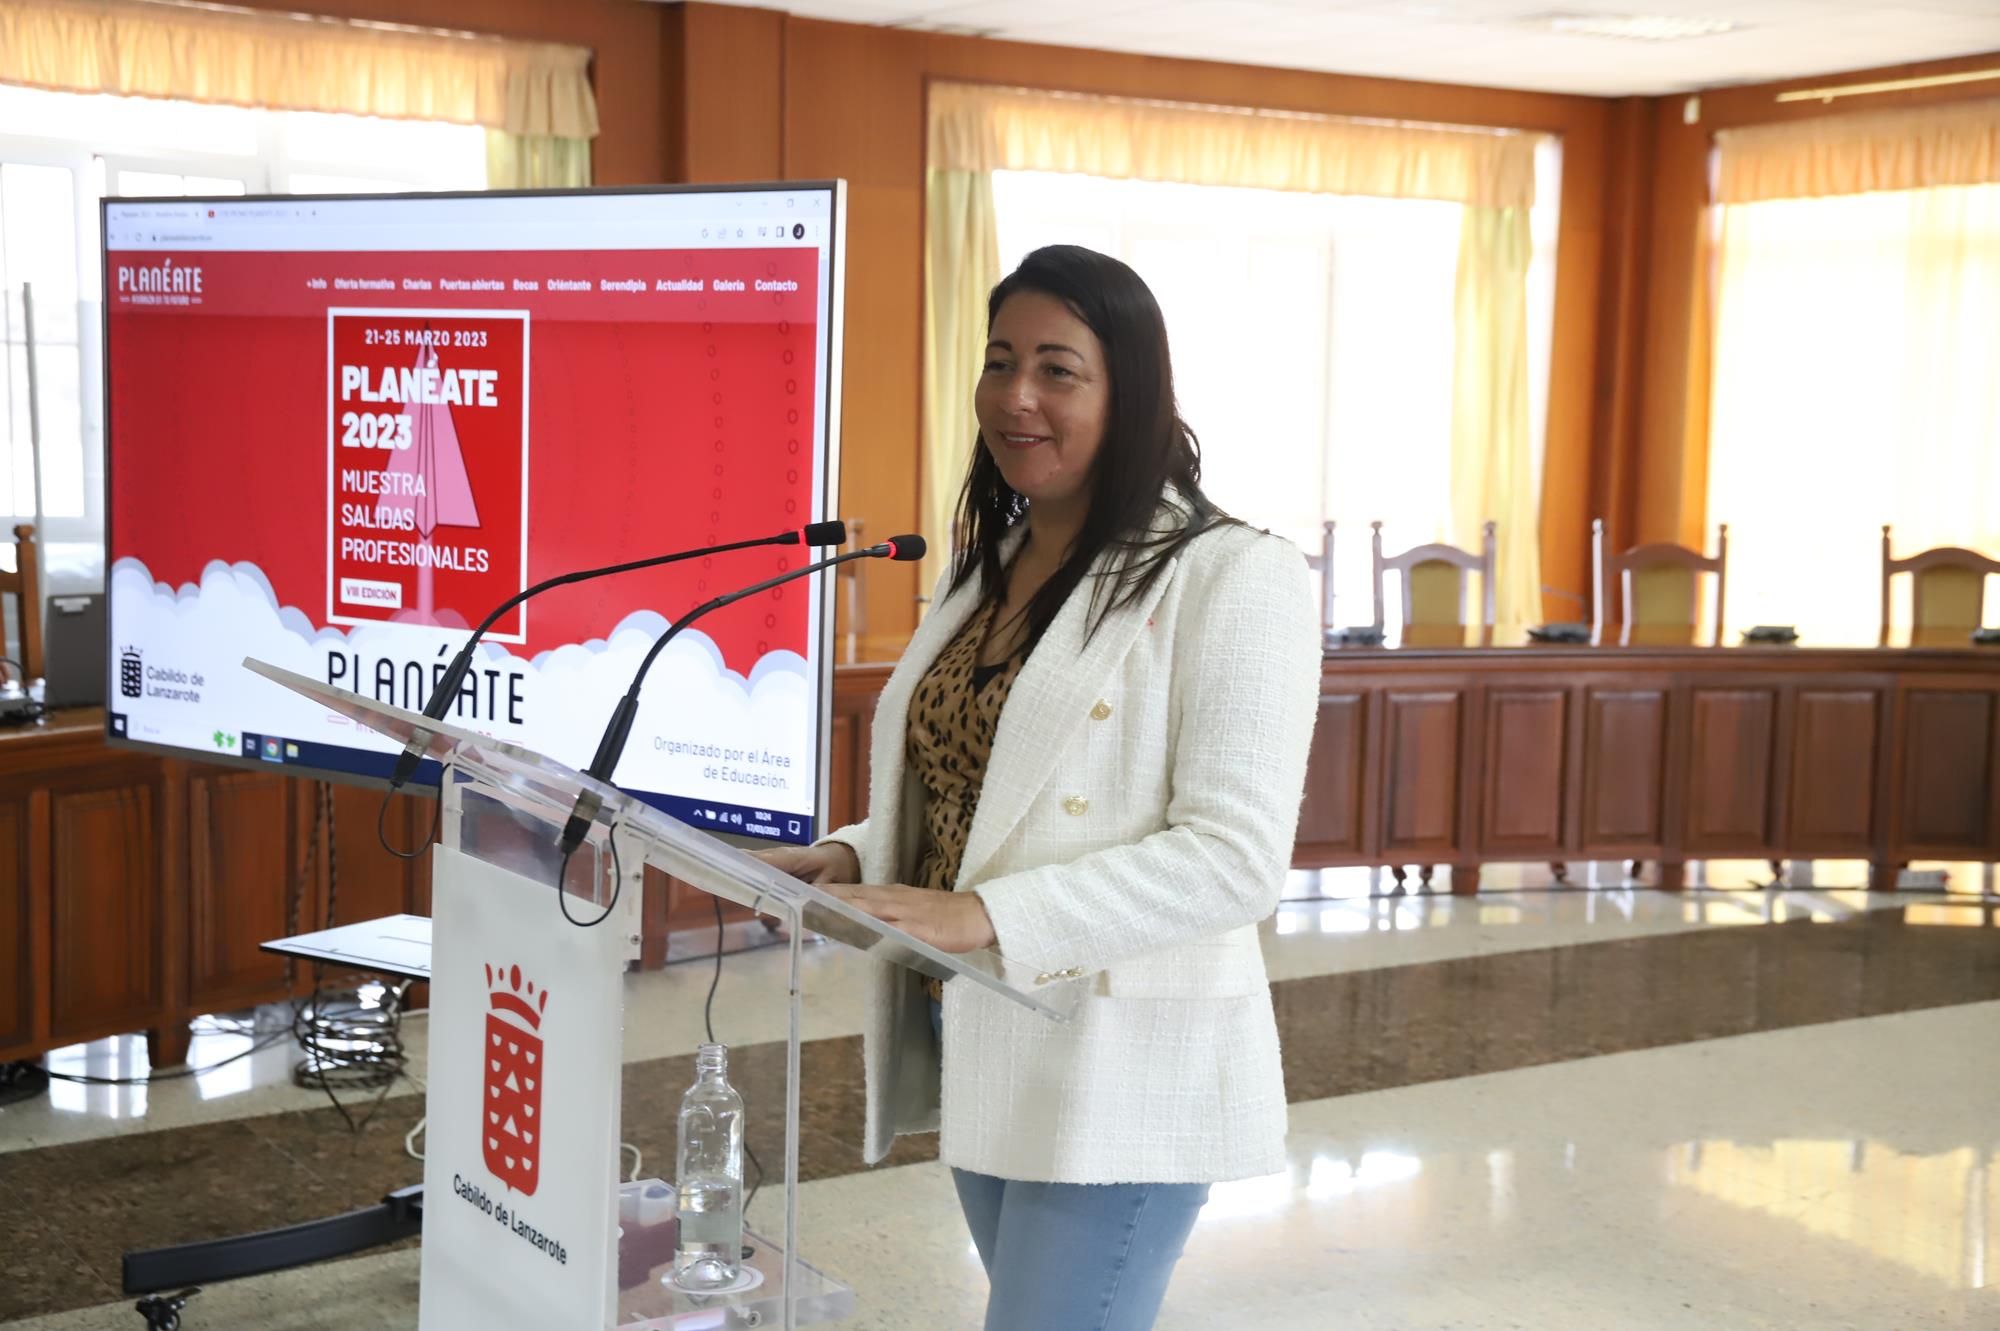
left=673, top=1042, right=745, bottom=1290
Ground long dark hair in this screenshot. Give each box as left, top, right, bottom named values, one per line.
left=949, top=244, right=1232, bottom=645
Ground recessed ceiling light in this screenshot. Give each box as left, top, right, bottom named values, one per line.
left=1539, top=12, right=1741, bottom=41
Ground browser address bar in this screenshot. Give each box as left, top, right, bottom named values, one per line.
left=107, top=220, right=822, bottom=250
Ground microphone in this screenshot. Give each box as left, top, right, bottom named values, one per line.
left=557, top=534, right=926, bottom=862
left=384, top=520, right=847, bottom=793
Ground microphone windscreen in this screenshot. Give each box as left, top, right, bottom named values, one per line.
left=801, top=519, right=847, bottom=546
left=884, top=535, right=927, bottom=562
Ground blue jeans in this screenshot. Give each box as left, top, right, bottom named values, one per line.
left=930, top=998, right=1211, bottom=1331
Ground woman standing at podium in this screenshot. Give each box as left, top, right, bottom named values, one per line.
left=759, top=244, right=1320, bottom=1331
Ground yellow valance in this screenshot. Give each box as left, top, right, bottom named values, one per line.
left=1716, top=98, right=2000, bottom=204
left=0, top=0, right=598, bottom=139
left=929, top=82, right=1537, bottom=210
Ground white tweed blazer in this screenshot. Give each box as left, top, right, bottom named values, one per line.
left=821, top=509, right=1322, bottom=1185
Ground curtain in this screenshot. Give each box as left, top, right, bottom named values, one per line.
left=1704, top=101, right=2000, bottom=646
left=929, top=82, right=1536, bottom=208
left=1449, top=206, right=1540, bottom=641
left=1705, top=182, right=2000, bottom=646
left=920, top=167, right=1000, bottom=597
left=0, top=0, right=597, bottom=138
left=1716, top=98, right=2000, bottom=204
left=924, top=81, right=1542, bottom=622
left=486, top=131, right=591, bottom=189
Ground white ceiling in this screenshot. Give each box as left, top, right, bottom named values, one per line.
left=699, top=0, right=2000, bottom=97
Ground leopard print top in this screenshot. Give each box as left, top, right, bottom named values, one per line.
left=906, top=600, right=1027, bottom=1000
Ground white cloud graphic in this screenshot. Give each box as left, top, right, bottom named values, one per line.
left=109, top=556, right=817, bottom=816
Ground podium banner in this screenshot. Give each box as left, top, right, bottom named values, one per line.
left=419, top=845, right=626, bottom=1331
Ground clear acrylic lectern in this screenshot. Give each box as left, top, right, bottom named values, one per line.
left=245, top=658, right=1080, bottom=1331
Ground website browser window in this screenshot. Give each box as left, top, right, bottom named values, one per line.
left=105, top=186, right=845, bottom=845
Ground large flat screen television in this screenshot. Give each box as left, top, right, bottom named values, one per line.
left=103, top=183, right=846, bottom=846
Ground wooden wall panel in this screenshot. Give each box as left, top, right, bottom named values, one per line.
left=1631, top=93, right=1710, bottom=549
left=676, top=3, right=786, bottom=182
left=1297, top=693, right=1367, bottom=861
left=1992, top=693, right=2000, bottom=860
left=324, top=783, right=427, bottom=930
left=1538, top=98, right=1614, bottom=621
left=49, top=784, right=161, bottom=1043
left=782, top=21, right=928, bottom=654
left=1580, top=688, right=1667, bottom=847
left=1685, top=688, right=1776, bottom=850
left=404, top=798, right=437, bottom=918
left=824, top=663, right=888, bottom=835
left=1900, top=689, right=1997, bottom=853
left=1569, top=96, right=1659, bottom=606
left=0, top=794, right=41, bottom=1056
left=188, top=770, right=294, bottom=1011
left=826, top=712, right=864, bottom=833
left=1788, top=689, right=1881, bottom=854
left=1481, top=688, right=1568, bottom=853
left=1381, top=691, right=1462, bottom=856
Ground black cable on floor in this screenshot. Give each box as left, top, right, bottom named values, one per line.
left=0, top=1060, right=49, bottom=1106
left=36, top=1032, right=296, bottom=1087
left=289, top=780, right=410, bottom=1133
left=34, top=998, right=294, bottom=1087
left=44, top=784, right=415, bottom=1106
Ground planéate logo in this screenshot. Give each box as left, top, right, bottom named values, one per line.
left=116, top=257, right=204, bottom=295
left=482, top=962, right=549, bottom=1196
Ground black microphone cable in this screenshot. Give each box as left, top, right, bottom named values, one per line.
left=705, top=893, right=767, bottom=1238
left=555, top=522, right=920, bottom=1244
left=372, top=520, right=848, bottom=862
left=556, top=534, right=926, bottom=871
left=547, top=530, right=929, bottom=1271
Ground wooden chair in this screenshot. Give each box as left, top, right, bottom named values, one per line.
left=1366, top=520, right=1494, bottom=890
left=1578, top=521, right=1726, bottom=883
left=1300, top=519, right=1337, bottom=638
left=1373, top=520, right=1497, bottom=649
left=1880, top=525, right=2000, bottom=647
left=1592, top=519, right=1728, bottom=647
left=0, top=523, right=42, bottom=681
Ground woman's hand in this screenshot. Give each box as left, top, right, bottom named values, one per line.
left=753, top=841, right=860, bottom=886
left=824, top=884, right=998, bottom=954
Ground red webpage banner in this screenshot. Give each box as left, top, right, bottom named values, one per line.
left=107, top=247, right=822, bottom=675
left=328, top=311, right=529, bottom=639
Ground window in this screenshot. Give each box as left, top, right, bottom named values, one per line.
left=2, top=161, right=88, bottom=541
left=1705, top=182, right=2000, bottom=646
left=0, top=83, right=486, bottom=602
left=991, top=140, right=1560, bottom=629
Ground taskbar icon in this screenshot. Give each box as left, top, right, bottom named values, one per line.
left=241, top=732, right=293, bottom=763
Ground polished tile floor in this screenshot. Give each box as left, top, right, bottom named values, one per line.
left=786, top=1002, right=2000, bottom=1331
left=10, top=1001, right=1995, bottom=1330
left=0, top=879, right=1947, bottom=1156
left=10, top=866, right=1979, bottom=1155
left=3, top=872, right=1996, bottom=1329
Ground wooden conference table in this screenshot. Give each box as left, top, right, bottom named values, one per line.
left=832, top=644, right=2000, bottom=893
left=3, top=645, right=1996, bottom=1065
